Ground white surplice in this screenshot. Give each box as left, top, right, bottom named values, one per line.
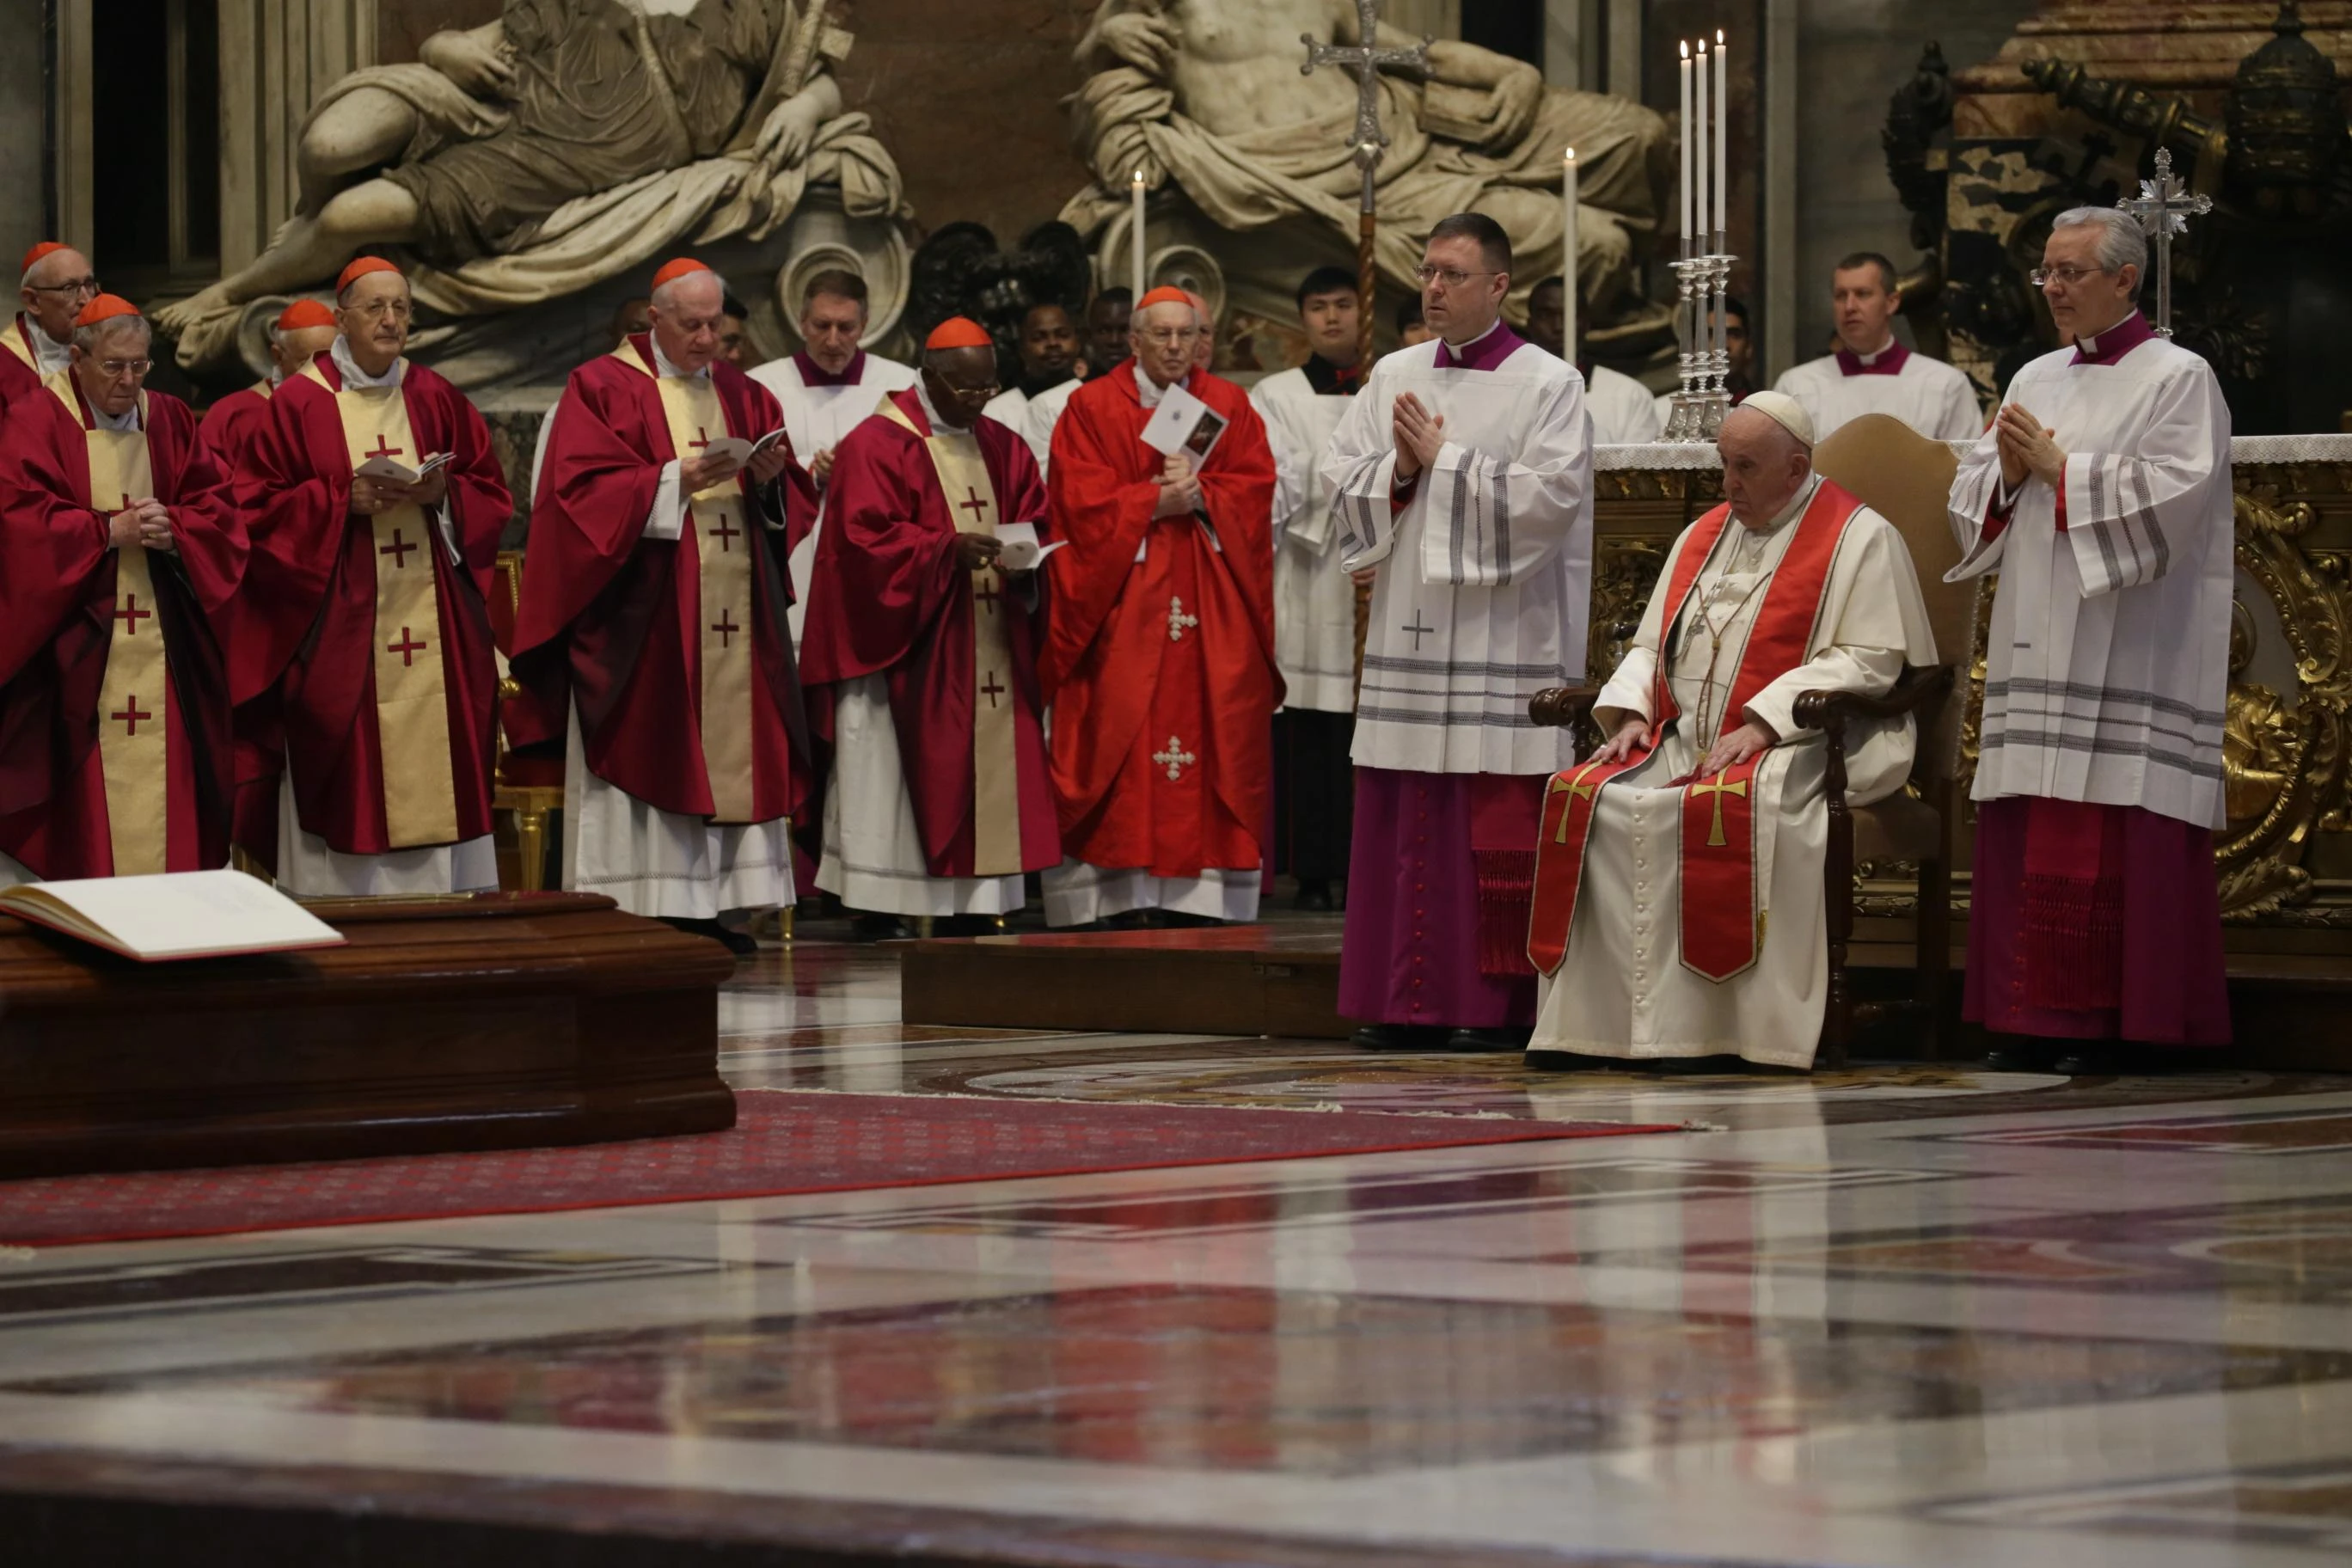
left=1528, top=476, right=1938, bottom=1068
left=1253, top=365, right=1359, bottom=714
left=815, top=379, right=1027, bottom=918
left=559, top=336, right=796, bottom=920
left=1774, top=345, right=1983, bottom=443
left=1019, top=376, right=1083, bottom=481
left=1586, top=363, right=1663, bottom=445
left=1945, top=326, right=2233, bottom=829
left=1321, top=325, right=1594, bottom=775
left=749, top=352, right=919, bottom=640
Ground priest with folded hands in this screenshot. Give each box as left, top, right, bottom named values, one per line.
left=799, top=317, right=1063, bottom=930
left=233, top=255, right=511, bottom=894
left=511, top=257, right=814, bottom=954
left=0, top=295, right=245, bottom=881
left=1524, top=394, right=1937, bottom=1071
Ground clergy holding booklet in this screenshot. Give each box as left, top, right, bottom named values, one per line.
left=1946, top=206, right=2234, bottom=1073
left=799, top=317, right=1064, bottom=929
left=230, top=256, right=511, bottom=897
left=1321, top=213, right=1596, bottom=1052
left=511, top=258, right=815, bottom=956
left=1524, top=394, right=1937, bottom=1071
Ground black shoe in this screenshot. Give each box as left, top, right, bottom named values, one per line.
left=1351, top=1024, right=1452, bottom=1051
left=2050, top=1045, right=2127, bottom=1076
left=848, top=912, right=914, bottom=942
left=1524, top=1048, right=1610, bottom=1072
left=1982, top=1037, right=2056, bottom=1073
left=658, top=916, right=756, bottom=956
left=1294, top=879, right=1335, bottom=912
left=1447, top=1026, right=1532, bottom=1052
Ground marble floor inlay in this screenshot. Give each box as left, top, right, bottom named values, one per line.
left=3, top=930, right=2352, bottom=1566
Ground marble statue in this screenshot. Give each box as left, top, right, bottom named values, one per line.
left=159, top=0, right=910, bottom=377
left=1059, top=0, right=1675, bottom=344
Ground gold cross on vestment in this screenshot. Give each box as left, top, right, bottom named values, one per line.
left=1550, top=763, right=1608, bottom=842
left=1688, top=769, right=1748, bottom=848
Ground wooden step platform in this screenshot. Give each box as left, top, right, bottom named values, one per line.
left=0, top=891, right=737, bottom=1179
left=899, top=920, right=2352, bottom=1067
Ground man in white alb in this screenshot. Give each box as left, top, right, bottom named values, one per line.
left=1322, top=213, right=1594, bottom=1050
left=1773, top=253, right=1981, bottom=442
left=1525, top=394, right=1937, bottom=1070
left=1947, top=205, right=2234, bottom=1072
left=979, top=301, right=1088, bottom=476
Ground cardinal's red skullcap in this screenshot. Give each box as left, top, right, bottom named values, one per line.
left=75, top=294, right=141, bottom=328
left=925, top=317, right=995, bottom=351
left=19, top=242, right=67, bottom=280
left=652, top=257, right=715, bottom=288
left=335, top=256, right=402, bottom=293
left=1136, top=285, right=1195, bottom=312
left=275, top=298, right=338, bottom=332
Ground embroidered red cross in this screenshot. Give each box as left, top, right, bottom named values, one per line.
left=979, top=671, right=1007, bottom=709
left=710, top=511, right=740, bottom=553
left=687, top=427, right=713, bottom=453
left=364, top=434, right=403, bottom=462
left=386, top=627, right=427, bottom=666
left=974, top=575, right=1001, bottom=613
left=956, top=487, right=990, bottom=524
left=113, top=594, right=150, bottom=635
left=379, top=528, right=415, bottom=568
left=710, top=609, right=740, bottom=648
left=111, top=695, right=151, bottom=736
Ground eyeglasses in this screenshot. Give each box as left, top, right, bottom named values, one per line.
left=346, top=298, right=413, bottom=322
left=29, top=277, right=101, bottom=298
left=938, top=377, right=1000, bottom=400
left=2030, top=264, right=2111, bottom=290
left=1413, top=266, right=1499, bottom=290
left=1137, top=327, right=1199, bottom=346
left=95, top=358, right=150, bottom=377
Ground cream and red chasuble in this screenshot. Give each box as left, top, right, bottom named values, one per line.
left=877, top=399, right=1023, bottom=875
left=54, top=374, right=169, bottom=874
left=617, top=341, right=757, bottom=823
left=297, top=360, right=460, bottom=848
left=3, top=319, right=44, bottom=377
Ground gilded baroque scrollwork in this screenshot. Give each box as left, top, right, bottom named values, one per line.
left=1588, top=539, right=1669, bottom=686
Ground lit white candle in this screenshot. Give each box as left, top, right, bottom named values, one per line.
left=1678, top=41, right=1692, bottom=256
left=1562, top=147, right=1578, bottom=355
left=1714, top=30, right=1729, bottom=241
left=1130, top=169, right=1148, bottom=302
left=1694, top=36, right=1710, bottom=256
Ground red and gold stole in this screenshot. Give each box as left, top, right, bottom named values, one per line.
left=297, top=357, right=460, bottom=848
left=613, top=339, right=757, bottom=823
left=878, top=396, right=1023, bottom=875
left=52, top=371, right=168, bottom=874
left=3, top=317, right=44, bottom=377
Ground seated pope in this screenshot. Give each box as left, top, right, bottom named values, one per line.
left=1524, top=394, right=1937, bottom=1073
left=162, top=0, right=848, bottom=330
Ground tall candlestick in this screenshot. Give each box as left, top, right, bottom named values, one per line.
left=1562, top=147, right=1578, bottom=356
left=1694, top=37, right=1710, bottom=256
left=1714, top=30, right=1729, bottom=241
left=1678, top=41, right=1692, bottom=257
left=1130, top=169, right=1148, bottom=302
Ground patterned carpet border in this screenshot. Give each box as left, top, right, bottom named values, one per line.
left=0, top=1092, right=1679, bottom=1247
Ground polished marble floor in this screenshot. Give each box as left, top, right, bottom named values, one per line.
left=5, top=932, right=2352, bottom=1565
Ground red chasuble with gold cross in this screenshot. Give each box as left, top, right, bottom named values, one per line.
left=230, top=351, right=508, bottom=860
left=800, top=388, right=1063, bottom=878
left=0, top=374, right=244, bottom=876
left=509, top=335, right=816, bottom=829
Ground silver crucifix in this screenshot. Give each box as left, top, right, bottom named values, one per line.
left=2116, top=146, right=2213, bottom=339
left=1301, top=0, right=1430, bottom=215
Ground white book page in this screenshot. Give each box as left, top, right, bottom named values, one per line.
left=8, top=871, right=345, bottom=959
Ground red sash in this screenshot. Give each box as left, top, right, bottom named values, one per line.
left=1527, top=481, right=1867, bottom=985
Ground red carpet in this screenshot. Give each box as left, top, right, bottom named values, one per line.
left=0, top=1093, right=1677, bottom=1247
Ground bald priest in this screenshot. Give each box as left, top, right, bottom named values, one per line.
left=201, top=299, right=341, bottom=465
left=0, top=296, right=245, bottom=880
left=512, top=258, right=815, bottom=953
left=232, top=255, right=512, bottom=895
left=800, top=318, right=1063, bottom=925
left=1525, top=394, right=1937, bottom=1070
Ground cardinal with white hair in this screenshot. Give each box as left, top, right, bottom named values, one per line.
left=1524, top=391, right=1938, bottom=1070
left=1945, top=205, right=2235, bottom=1072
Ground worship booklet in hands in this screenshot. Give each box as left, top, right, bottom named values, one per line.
left=993, top=521, right=1067, bottom=572
left=354, top=450, right=453, bottom=484
left=696, top=427, right=790, bottom=466
left=1139, top=382, right=1227, bottom=464
left=0, top=870, right=347, bottom=962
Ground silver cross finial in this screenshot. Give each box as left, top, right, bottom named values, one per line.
left=2116, top=147, right=2214, bottom=338
left=1301, top=0, right=1430, bottom=214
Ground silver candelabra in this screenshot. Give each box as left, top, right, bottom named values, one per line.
left=1663, top=234, right=1735, bottom=443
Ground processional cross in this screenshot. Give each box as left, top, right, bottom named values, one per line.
left=1302, top=0, right=1430, bottom=368
left=2116, top=147, right=2212, bottom=340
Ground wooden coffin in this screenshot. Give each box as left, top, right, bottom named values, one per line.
left=0, top=891, right=735, bottom=1179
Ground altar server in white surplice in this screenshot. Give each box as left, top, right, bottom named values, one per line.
left=1526, top=395, right=1937, bottom=1070
left=1947, top=206, right=2234, bottom=1072
left=1253, top=265, right=1369, bottom=909
left=1773, top=253, right=1982, bottom=443
left=1321, top=213, right=1594, bottom=1053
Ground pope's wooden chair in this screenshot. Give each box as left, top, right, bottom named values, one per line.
left=1529, top=413, right=1973, bottom=1066
left=489, top=550, right=565, bottom=891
